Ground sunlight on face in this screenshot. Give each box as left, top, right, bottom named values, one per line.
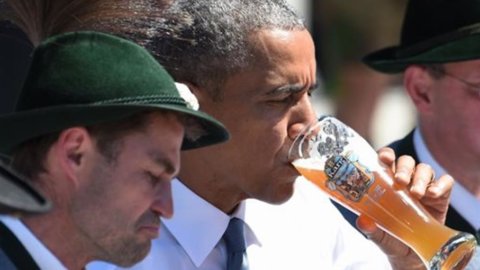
left=193, top=29, right=317, bottom=206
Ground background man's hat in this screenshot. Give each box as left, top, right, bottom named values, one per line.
left=0, top=160, right=51, bottom=214
left=0, top=31, right=229, bottom=154
left=363, top=0, right=480, bottom=73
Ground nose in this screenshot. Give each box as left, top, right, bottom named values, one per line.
left=288, top=94, right=317, bottom=141
left=151, top=180, right=173, bottom=219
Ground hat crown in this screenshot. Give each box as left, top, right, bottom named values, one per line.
left=0, top=31, right=229, bottom=153
left=363, top=0, right=480, bottom=73
left=17, top=32, right=185, bottom=111
left=401, top=0, right=480, bottom=47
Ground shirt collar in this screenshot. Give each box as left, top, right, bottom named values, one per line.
left=0, top=215, right=67, bottom=270
left=163, top=179, right=260, bottom=267
left=413, top=129, right=480, bottom=230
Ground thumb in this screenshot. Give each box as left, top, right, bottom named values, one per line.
left=356, top=215, right=410, bottom=257
left=356, top=214, right=378, bottom=235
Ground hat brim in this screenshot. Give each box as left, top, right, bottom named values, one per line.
left=0, top=103, right=229, bottom=154
left=0, top=161, right=51, bottom=214
left=363, top=34, right=480, bottom=73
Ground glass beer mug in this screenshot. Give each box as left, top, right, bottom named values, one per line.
left=288, top=116, right=477, bottom=270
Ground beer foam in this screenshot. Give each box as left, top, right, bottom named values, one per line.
left=292, top=158, right=320, bottom=170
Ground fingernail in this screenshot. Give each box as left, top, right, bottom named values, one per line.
left=426, top=186, right=441, bottom=196
left=395, top=169, right=409, bottom=179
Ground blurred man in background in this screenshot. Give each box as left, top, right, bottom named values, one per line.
left=364, top=0, right=480, bottom=268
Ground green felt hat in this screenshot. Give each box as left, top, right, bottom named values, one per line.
left=0, top=31, right=229, bottom=154
left=0, top=160, right=51, bottom=214
left=363, top=0, right=480, bottom=73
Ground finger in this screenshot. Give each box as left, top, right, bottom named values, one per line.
left=377, top=147, right=396, bottom=171
left=377, top=147, right=395, bottom=163
left=425, top=174, right=454, bottom=199
left=393, top=155, right=416, bottom=187
left=409, top=163, right=434, bottom=199
left=420, top=174, right=454, bottom=223
left=356, top=214, right=377, bottom=234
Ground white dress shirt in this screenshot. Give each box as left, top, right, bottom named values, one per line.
left=413, top=129, right=480, bottom=231
left=88, top=177, right=391, bottom=270
left=0, top=215, right=67, bottom=270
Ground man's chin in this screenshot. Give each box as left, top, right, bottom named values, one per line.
left=108, top=240, right=151, bottom=267
left=264, top=182, right=296, bottom=205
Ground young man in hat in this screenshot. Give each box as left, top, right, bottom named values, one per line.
left=84, top=1, right=458, bottom=269
left=362, top=0, right=480, bottom=268
left=0, top=31, right=228, bottom=270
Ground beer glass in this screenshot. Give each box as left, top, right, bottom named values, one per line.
left=288, top=116, right=477, bottom=270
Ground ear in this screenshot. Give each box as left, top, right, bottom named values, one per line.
left=53, top=127, right=94, bottom=186
left=403, top=65, right=435, bottom=114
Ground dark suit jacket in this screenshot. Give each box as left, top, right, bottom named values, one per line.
left=0, top=221, right=40, bottom=270
left=390, top=130, right=477, bottom=239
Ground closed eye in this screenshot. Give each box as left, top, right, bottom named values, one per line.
left=146, top=171, right=161, bottom=187
left=267, top=83, right=316, bottom=102
left=269, top=93, right=296, bottom=103
left=148, top=151, right=179, bottom=179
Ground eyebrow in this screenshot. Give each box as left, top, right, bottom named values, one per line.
left=266, top=82, right=319, bottom=96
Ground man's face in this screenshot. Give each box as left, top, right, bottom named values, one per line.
left=72, top=112, right=183, bottom=266
left=422, top=60, right=480, bottom=169
left=196, top=29, right=317, bottom=205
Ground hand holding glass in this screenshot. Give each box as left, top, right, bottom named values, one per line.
left=288, top=116, right=477, bottom=270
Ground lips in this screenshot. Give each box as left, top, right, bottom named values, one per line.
left=138, top=224, right=160, bottom=239
left=282, top=163, right=301, bottom=182
left=277, top=150, right=301, bottom=178
left=136, top=213, right=161, bottom=238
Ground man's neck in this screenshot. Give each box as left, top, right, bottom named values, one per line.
left=426, top=144, right=480, bottom=198
left=23, top=212, right=91, bottom=270
left=420, top=126, right=480, bottom=198
left=179, top=151, right=246, bottom=214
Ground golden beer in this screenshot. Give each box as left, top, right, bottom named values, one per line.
left=289, top=116, right=477, bottom=270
